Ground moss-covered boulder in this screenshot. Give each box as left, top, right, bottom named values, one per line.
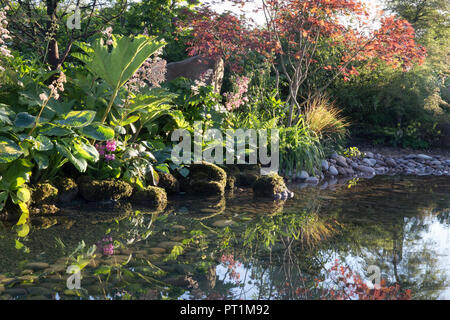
left=189, top=181, right=225, bottom=197
left=189, top=162, right=227, bottom=185
left=157, top=172, right=180, bottom=194
left=131, top=186, right=167, bottom=210
left=32, top=182, right=58, bottom=205
left=30, top=217, right=58, bottom=229
left=223, top=164, right=240, bottom=176
left=53, top=177, right=78, bottom=203
left=78, top=177, right=133, bottom=202
left=186, top=162, right=227, bottom=197
left=0, top=200, right=21, bottom=222
left=30, top=204, right=60, bottom=215
left=237, top=172, right=259, bottom=187
left=226, top=175, right=236, bottom=191
left=252, top=174, right=287, bottom=198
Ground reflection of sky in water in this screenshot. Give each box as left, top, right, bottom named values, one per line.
left=411, top=213, right=450, bottom=299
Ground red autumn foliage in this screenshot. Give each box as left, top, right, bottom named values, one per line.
left=315, top=260, right=412, bottom=300
left=179, top=0, right=426, bottom=77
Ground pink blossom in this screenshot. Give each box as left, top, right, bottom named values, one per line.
left=47, top=72, right=67, bottom=101
left=105, top=140, right=116, bottom=152
left=104, top=154, right=115, bottom=161
left=0, top=6, right=12, bottom=73
left=224, top=76, right=250, bottom=111
left=39, top=93, right=48, bottom=102
left=124, top=34, right=167, bottom=93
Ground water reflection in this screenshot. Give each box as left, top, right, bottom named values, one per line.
left=0, top=176, right=449, bottom=300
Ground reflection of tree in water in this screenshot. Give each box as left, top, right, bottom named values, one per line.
left=195, top=177, right=450, bottom=300
left=313, top=177, right=450, bottom=300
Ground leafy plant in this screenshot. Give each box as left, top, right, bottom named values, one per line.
left=73, top=34, right=166, bottom=124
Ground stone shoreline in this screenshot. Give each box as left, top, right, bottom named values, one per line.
left=289, top=151, right=450, bottom=185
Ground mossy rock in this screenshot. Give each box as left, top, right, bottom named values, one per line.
left=78, top=178, right=133, bottom=202
left=186, top=162, right=227, bottom=197
left=157, top=172, right=180, bottom=194
left=188, top=162, right=227, bottom=187
left=32, top=182, right=58, bottom=205
left=237, top=163, right=260, bottom=172
left=30, top=204, right=60, bottom=215
left=131, top=186, right=167, bottom=210
left=0, top=200, right=21, bottom=222
left=252, top=174, right=287, bottom=198
left=188, top=181, right=225, bottom=197
left=236, top=172, right=259, bottom=187
left=53, top=177, right=78, bottom=203
left=226, top=175, right=236, bottom=191
left=222, top=164, right=240, bottom=176
left=30, top=217, right=58, bottom=229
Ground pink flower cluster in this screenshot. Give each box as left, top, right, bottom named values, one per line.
left=102, top=26, right=114, bottom=46
left=97, top=236, right=114, bottom=256
left=95, top=140, right=117, bottom=161
left=0, top=6, right=12, bottom=73
left=224, top=76, right=250, bottom=111
left=125, top=32, right=167, bottom=94
left=39, top=72, right=67, bottom=102
left=126, top=57, right=167, bottom=93
left=191, top=69, right=213, bottom=94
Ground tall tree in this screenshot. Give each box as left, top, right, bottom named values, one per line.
left=182, top=0, right=426, bottom=126
left=1, top=0, right=128, bottom=70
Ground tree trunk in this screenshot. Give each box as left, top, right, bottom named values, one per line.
left=47, top=0, right=61, bottom=70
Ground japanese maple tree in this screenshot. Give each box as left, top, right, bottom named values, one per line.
left=180, top=0, right=426, bottom=126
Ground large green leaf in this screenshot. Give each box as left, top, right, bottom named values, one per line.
left=56, top=110, right=96, bottom=128
left=17, top=187, right=31, bottom=203
left=80, top=123, right=115, bottom=141
left=73, top=35, right=166, bottom=90
left=72, top=141, right=99, bottom=162
left=0, top=137, right=23, bottom=163
left=34, top=135, right=54, bottom=151
left=56, top=143, right=87, bottom=172
left=14, top=112, right=36, bottom=128
left=39, top=126, right=74, bottom=137
left=4, top=159, right=33, bottom=190
left=33, top=152, right=50, bottom=170
left=0, top=104, right=14, bottom=125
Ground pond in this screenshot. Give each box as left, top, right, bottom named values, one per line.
left=0, top=176, right=449, bottom=300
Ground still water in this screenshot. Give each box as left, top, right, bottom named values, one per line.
left=0, top=176, right=449, bottom=300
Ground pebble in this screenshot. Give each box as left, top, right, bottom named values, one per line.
left=358, top=165, right=375, bottom=175
left=212, top=220, right=234, bottom=228
left=329, top=166, right=339, bottom=176
left=298, top=170, right=309, bottom=180
left=305, top=177, right=319, bottom=184
left=315, top=151, right=450, bottom=182
left=25, top=262, right=50, bottom=271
